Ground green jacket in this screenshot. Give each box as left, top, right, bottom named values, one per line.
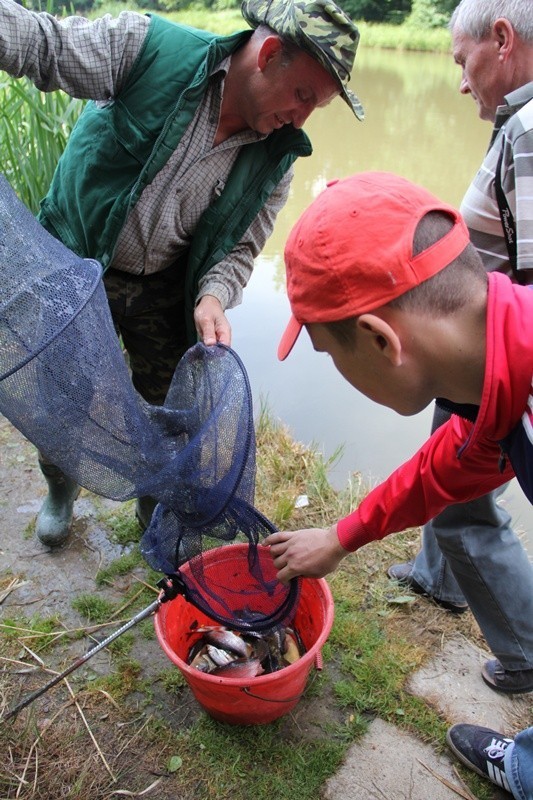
left=38, top=14, right=312, bottom=342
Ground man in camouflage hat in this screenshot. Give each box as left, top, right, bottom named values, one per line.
left=0, top=0, right=362, bottom=547
left=241, top=0, right=364, bottom=119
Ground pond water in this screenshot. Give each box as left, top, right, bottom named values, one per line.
left=227, top=46, right=533, bottom=550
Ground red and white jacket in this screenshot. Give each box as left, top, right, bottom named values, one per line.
left=337, top=272, right=533, bottom=552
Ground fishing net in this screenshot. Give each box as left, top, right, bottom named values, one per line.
left=0, top=175, right=299, bottom=632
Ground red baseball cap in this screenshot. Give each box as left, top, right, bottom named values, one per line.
left=278, top=171, right=470, bottom=360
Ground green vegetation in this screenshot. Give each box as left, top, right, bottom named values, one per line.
left=141, top=714, right=348, bottom=800
left=0, top=614, right=65, bottom=653
left=356, top=19, right=450, bottom=50
left=103, top=501, right=141, bottom=546
left=0, top=76, right=83, bottom=212
left=95, top=550, right=144, bottom=585
left=71, top=593, right=117, bottom=623
left=157, top=666, right=188, bottom=692
left=90, top=657, right=145, bottom=699
left=106, top=630, right=135, bottom=656
left=24, top=0, right=457, bottom=29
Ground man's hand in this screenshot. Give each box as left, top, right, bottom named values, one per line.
left=194, top=295, right=232, bottom=346
left=264, top=525, right=348, bottom=584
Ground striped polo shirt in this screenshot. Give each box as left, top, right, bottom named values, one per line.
left=460, top=82, right=533, bottom=278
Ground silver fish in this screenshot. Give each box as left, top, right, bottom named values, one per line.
left=206, top=644, right=235, bottom=667
left=204, top=628, right=251, bottom=658
left=187, top=624, right=305, bottom=676
left=211, top=657, right=265, bottom=678
left=188, top=645, right=217, bottom=673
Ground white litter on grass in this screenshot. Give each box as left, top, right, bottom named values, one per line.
left=294, top=495, right=309, bottom=509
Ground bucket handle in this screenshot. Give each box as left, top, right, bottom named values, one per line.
left=241, top=686, right=303, bottom=704
left=240, top=654, right=323, bottom=703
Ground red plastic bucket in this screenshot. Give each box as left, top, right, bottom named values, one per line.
left=154, top=543, right=334, bottom=725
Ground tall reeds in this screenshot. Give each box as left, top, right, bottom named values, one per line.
left=0, top=75, right=83, bottom=213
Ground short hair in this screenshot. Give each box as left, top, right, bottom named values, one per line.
left=387, top=211, right=486, bottom=313
left=450, top=0, right=533, bottom=43
left=323, top=211, right=486, bottom=347
left=252, top=23, right=302, bottom=65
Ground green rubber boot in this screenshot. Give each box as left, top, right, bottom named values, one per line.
left=36, top=461, right=80, bottom=547
left=135, top=496, right=157, bottom=532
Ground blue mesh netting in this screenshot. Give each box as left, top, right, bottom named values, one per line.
left=0, top=175, right=299, bottom=631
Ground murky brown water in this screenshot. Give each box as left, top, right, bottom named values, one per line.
left=229, top=47, right=533, bottom=548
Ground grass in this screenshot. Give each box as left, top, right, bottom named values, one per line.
left=1, top=408, right=513, bottom=800
left=102, top=501, right=141, bottom=546
left=71, top=593, right=117, bottom=624
left=356, top=20, right=451, bottom=51
left=163, top=6, right=245, bottom=34
left=0, top=614, right=65, bottom=653
left=94, top=4, right=453, bottom=52
left=255, top=400, right=352, bottom=529
left=90, top=658, right=145, bottom=700
left=0, top=77, right=83, bottom=212
left=95, top=550, right=144, bottom=586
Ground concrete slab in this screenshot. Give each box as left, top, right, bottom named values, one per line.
left=406, top=635, right=532, bottom=732
left=323, top=718, right=470, bottom=800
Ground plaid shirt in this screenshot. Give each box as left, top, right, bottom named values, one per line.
left=0, top=1, right=292, bottom=309
left=460, top=82, right=533, bottom=278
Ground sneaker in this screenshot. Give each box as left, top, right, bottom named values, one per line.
left=446, top=724, right=513, bottom=793
left=482, top=658, right=533, bottom=694
left=387, top=562, right=468, bottom=614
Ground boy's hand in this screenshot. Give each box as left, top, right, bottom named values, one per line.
left=264, top=525, right=348, bottom=584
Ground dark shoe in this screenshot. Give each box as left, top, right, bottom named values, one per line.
left=135, top=496, right=157, bottom=532
left=446, top=723, right=513, bottom=793
left=36, top=462, right=79, bottom=547
left=482, top=658, right=533, bottom=694
left=387, top=562, right=468, bottom=614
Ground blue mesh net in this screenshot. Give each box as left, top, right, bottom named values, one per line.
left=0, top=175, right=299, bottom=632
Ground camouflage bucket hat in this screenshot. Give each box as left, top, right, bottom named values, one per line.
left=241, top=0, right=364, bottom=120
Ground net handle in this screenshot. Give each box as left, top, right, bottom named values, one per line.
left=1, top=575, right=184, bottom=723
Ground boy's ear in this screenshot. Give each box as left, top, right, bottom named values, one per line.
left=257, top=35, right=283, bottom=71
left=357, top=313, right=402, bottom=367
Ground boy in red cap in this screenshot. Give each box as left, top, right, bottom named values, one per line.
left=265, top=171, right=533, bottom=799
left=268, top=169, right=532, bottom=581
